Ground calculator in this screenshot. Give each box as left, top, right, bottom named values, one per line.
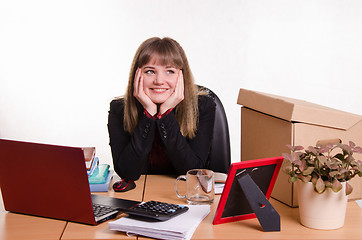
left=121, top=200, right=189, bottom=221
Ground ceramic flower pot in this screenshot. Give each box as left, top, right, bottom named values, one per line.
left=296, top=181, right=348, bottom=230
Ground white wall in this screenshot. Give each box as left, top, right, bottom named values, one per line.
left=1, top=0, right=362, bottom=168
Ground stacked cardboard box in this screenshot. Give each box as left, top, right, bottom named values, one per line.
left=237, top=88, right=362, bottom=207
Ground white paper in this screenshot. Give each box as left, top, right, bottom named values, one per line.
left=215, top=183, right=225, bottom=194
left=356, top=199, right=362, bottom=209
left=109, top=204, right=210, bottom=240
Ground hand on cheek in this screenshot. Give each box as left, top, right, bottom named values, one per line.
left=133, top=68, right=157, bottom=115
left=159, top=70, right=184, bottom=115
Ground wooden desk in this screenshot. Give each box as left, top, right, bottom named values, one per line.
left=2, top=174, right=362, bottom=240
left=60, top=175, right=145, bottom=240
left=141, top=175, right=362, bottom=240
left=0, top=190, right=67, bottom=240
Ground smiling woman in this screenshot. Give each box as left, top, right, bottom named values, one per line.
left=107, top=37, right=216, bottom=183
left=134, top=64, right=182, bottom=115
left=141, top=64, right=179, bottom=105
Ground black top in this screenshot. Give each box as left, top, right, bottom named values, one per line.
left=107, top=94, right=216, bottom=180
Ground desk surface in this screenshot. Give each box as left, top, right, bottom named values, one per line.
left=1, top=174, right=362, bottom=240
left=142, top=175, right=362, bottom=240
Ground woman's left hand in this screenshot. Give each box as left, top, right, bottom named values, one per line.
left=159, top=70, right=184, bottom=115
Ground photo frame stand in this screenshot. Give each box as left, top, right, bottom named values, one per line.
left=236, top=172, right=280, bottom=232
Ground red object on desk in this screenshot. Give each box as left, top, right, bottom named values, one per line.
left=213, top=156, right=283, bottom=225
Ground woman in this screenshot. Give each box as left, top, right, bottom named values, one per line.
left=108, top=37, right=216, bottom=182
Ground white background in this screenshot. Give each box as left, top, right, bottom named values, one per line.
left=1, top=0, right=362, bottom=167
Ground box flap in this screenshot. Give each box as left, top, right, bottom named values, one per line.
left=237, top=88, right=362, bottom=130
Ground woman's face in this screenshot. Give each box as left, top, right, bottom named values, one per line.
left=141, top=63, right=180, bottom=104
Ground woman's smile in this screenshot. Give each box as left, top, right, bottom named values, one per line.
left=151, top=88, right=169, bottom=92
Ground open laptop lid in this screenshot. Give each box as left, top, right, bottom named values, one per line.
left=0, top=139, right=139, bottom=225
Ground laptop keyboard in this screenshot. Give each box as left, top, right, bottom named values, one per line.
left=93, top=204, right=119, bottom=222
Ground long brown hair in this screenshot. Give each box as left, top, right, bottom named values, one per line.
left=123, top=37, right=204, bottom=138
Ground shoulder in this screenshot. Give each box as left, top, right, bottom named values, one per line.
left=109, top=98, right=125, bottom=114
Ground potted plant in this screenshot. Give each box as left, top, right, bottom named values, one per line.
left=283, top=140, right=362, bottom=230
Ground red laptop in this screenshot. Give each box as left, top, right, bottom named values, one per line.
left=0, top=139, right=140, bottom=225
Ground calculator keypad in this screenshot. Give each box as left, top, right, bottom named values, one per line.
left=124, top=200, right=189, bottom=221
left=136, top=201, right=184, bottom=215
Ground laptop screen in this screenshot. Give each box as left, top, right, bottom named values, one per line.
left=0, top=139, right=103, bottom=225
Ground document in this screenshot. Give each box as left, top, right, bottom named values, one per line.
left=215, top=182, right=225, bottom=194
left=357, top=199, right=362, bottom=209
left=109, top=204, right=210, bottom=240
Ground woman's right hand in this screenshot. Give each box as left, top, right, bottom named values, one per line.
left=133, top=68, right=157, bottom=116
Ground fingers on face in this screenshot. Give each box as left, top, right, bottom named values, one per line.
left=178, top=70, right=184, bottom=93
left=134, top=68, right=143, bottom=92
left=133, top=68, right=141, bottom=98
left=178, top=70, right=183, bottom=81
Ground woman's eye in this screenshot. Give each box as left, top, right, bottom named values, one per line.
left=145, top=70, right=155, bottom=74
left=167, top=70, right=175, bottom=74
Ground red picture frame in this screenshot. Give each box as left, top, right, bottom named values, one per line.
left=213, top=156, right=283, bottom=225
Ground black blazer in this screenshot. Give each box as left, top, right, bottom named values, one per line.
left=107, top=94, right=216, bottom=180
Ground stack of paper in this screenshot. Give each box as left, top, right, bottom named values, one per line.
left=109, top=205, right=210, bottom=240
left=83, top=147, right=96, bottom=171
left=357, top=199, right=362, bottom=209
left=83, top=147, right=113, bottom=192
left=89, top=170, right=113, bottom=192
left=214, top=172, right=227, bottom=195
left=215, top=182, right=225, bottom=194
left=89, top=164, right=113, bottom=192
left=87, top=156, right=99, bottom=176
left=89, top=164, right=110, bottom=184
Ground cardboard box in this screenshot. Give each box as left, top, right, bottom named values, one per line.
left=237, top=88, right=362, bottom=207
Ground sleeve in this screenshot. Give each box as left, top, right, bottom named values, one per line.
left=156, top=95, right=216, bottom=174
left=107, top=99, right=156, bottom=180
